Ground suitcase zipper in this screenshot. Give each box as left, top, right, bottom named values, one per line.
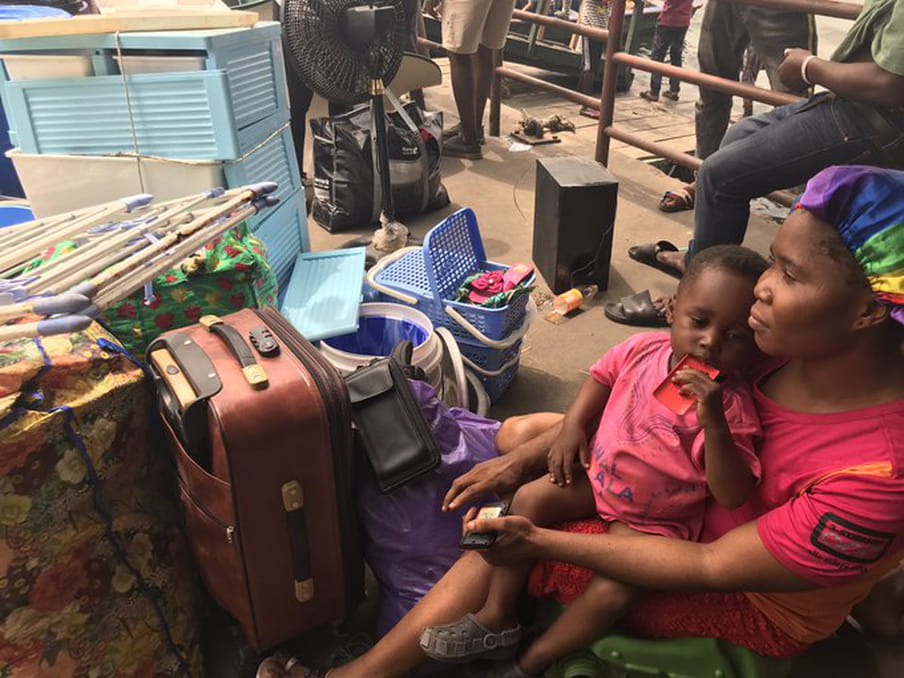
left=178, top=477, right=237, bottom=545
left=254, top=309, right=354, bottom=454
left=255, top=308, right=361, bottom=598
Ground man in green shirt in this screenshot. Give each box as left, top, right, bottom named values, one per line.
left=625, top=0, right=904, bottom=299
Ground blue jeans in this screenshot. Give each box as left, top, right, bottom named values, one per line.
left=689, top=94, right=904, bottom=259
left=648, top=25, right=687, bottom=96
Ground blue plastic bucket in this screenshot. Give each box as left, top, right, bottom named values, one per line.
left=326, top=316, right=428, bottom=355
left=0, top=6, right=72, bottom=20
left=0, top=204, right=33, bottom=228
left=320, top=303, right=442, bottom=387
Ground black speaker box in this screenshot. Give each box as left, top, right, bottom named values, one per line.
left=532, top=157, right=618, bottom=294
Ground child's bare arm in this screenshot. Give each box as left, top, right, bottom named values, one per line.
left=673, top=368, right=755, bottom=509
left=547, top=377, right=611, bottom=487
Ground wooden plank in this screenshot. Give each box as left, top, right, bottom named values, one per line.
left=0, top=10, right=257, bottom=39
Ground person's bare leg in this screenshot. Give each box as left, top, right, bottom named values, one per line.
left=324, top=551, right=493, bottom=678
left=474, top=44, right=495, bottom=135
left=495, top=413, right=563, bottom=455
left=473, top=474, right=597, bottom=632
left=449, top=51, right=479, bottom=143
left=517, top=575, right=636, bottom=675
left=656, top=249, right=687, bottom=273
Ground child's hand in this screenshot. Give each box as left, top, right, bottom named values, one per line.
left=673, top=368, right=725, bottom=428
left=547, top=423, right=588, bottom=487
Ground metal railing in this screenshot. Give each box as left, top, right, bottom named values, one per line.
left=481, top=0, right=861, bottom=203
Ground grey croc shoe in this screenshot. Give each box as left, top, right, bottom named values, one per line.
left=419, top=613, right=521, bottom=664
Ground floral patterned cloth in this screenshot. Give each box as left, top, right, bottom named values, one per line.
left=0, top=324, right=203, bottom=677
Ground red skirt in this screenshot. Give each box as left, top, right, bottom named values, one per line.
left=526, top=519, right=809, bottom=658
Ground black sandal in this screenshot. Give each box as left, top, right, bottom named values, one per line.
left=627, top=240, right=684, bottom=279
left=604, top=290, right=669, bottom=328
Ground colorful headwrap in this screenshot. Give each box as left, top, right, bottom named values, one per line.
left=797, top=165, right=904, bottom=325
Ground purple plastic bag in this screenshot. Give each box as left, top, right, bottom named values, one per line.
left=358, top=379, right=500, bottom=636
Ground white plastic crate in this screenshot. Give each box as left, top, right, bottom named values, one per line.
left=8, top=149, right=222, bottom=218
left=1, top=54, right=92, bottom=80
left=113, top=54, right=207, bottom=75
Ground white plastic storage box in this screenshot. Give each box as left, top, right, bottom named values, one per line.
left=1, top=53, right=93, bottom=80
left=113, top=54, right=207, bottom=75
left=9, top=111, right=302, bottom=230
left=8, top=149, right=222, bottom=217
left=0, top=22, right=287, bottom=131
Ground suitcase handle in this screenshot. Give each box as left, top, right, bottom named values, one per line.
left=282, top=481, right=315, bottom=603
left=200, top=315, right=268, bottom=389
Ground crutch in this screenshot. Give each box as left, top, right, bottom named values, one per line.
left=0, top=194, right=154, bottom=276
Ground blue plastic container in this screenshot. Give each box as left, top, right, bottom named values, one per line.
left=0, top=22, right=289, bottom=153
left=254, top=188, right=309, bottom=293
left=0, top=6, right=71, bottom=20
left=0, top=204, right=33, bottom=227
left=325, top=316, right=428, bottom=356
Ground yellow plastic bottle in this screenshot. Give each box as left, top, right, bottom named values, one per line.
left=552, top=284, right=599, bottom=315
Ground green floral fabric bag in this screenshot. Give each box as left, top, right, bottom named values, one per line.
left=30, top=225, right=278, bottom=356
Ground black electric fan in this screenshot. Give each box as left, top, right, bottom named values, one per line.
left=282, top=0, right=410, bottom=260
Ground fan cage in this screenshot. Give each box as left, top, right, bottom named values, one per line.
left=282, top=0, right=407, bottom=105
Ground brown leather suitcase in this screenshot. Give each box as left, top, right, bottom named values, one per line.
left=147, top=307, right=363, bottom=651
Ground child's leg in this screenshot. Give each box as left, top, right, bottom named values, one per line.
left=519, top=575, right=636, bottom=675
left=667, top=26, right=688, bottom=94
left=646, top=26, right=669, bottom=96
left=495, top=413, right=563, bottom=455
left=475, top=473, right=596, bottom=632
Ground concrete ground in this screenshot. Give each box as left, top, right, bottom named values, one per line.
left=296, top=54, right=904, bottom=678
left=306, top=62, right=775, bottom=420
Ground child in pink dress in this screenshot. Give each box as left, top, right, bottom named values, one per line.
left=420, top=244, right=768, bottom=677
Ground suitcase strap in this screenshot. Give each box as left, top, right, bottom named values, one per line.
left=282, top=481, right=315, bottom=602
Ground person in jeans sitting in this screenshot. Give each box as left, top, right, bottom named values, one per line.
left=621, top=0, right=904, bottom=327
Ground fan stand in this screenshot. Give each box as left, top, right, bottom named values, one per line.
left=336, top=4, right=412, bottom=266
left=362, top=75, right=411, bottom=264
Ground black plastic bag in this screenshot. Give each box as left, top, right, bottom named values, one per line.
left=310, top=100, right=450, bottom=232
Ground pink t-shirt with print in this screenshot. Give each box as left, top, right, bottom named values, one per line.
left=699, top=364, right=904, bottom=643
left=586, top=332, right=761, bottom=541
left=702, top=369, right=904, bottom=586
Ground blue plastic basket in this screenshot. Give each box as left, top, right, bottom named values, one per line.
left=458, top=336, right=522, bottom=403
left=371, top=208, right=534, bottom=343
left=459, top=337, right=522, bottom=373
left=477, top=363, right=520, bottom=403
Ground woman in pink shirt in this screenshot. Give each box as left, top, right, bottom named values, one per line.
left=416, top=245, right=766, bottom=677
left=258, top=166, right=904, bottom=678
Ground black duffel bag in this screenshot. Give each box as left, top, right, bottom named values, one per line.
left=310, top=96, right=450, bottom=232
